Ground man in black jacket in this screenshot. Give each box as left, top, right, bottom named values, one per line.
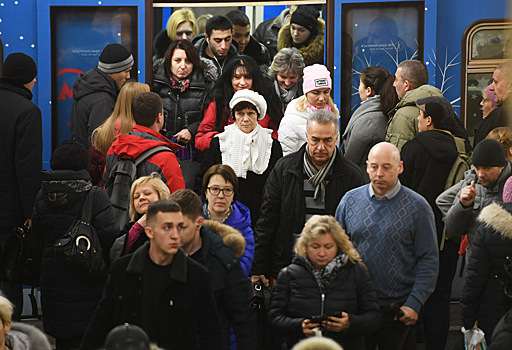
left=250, top=110, right=364, bottom=286
left=80, top=200, right=221, bottom=350
left=170, top=189, right=258, bottom=350
left=0, top=53, right=42, bottom=320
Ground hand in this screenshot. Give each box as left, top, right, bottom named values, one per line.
left=137, top=214, right=147, bottom=227
left=24, top=218, right=32, bottom=228
left=301, top=319, right=321, bottom=336
left=250, top=275, right=269, bottom=287
left=396, top=306, right=418, bottom=326
left=323, top=312, right=350, bottom=332
left=174, top=129, right=192, bottom=144
left=460, top=181, right=478, bottom=207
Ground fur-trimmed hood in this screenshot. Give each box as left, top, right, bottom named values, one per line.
left=277, top=18, right=325, bottom=66
left=204, top=219, right=246, bottom=257
left=478, top=202, right=512, bottom=240
left=7, top=322, right=52, bottom=350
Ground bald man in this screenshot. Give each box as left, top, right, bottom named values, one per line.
left=335, top=142, right=438, bottom=350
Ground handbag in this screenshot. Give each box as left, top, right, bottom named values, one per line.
left=171, top=136, right=201, bottom=190
left=53, top=189, right=106, bottom=275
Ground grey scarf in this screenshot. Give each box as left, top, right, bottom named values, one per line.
left=304, top=149, right=336, bottom=204
left=302, top=253, right=350, bottom=292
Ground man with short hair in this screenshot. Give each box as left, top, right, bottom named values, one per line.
left=335, top=142, right=439, bottom=350
left=80, top=200, right=221, bottom=350
left=70, top=43, right=134, bottom=148
left=474, top=61, right=512, bottom=146
left=193, top=15, right=238, bottom=78
left=225, top=10, right=270, bottom=67
left=170, top=189, right=258, bottom=350
left=251, top=110, right=364, bottom=285
left=253, top=5, right=296, bottom=60
left=386, top=60, right=443, bottom=151
left=103, top=92, right=185, bottom=192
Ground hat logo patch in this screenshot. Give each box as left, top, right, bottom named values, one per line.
left=314, top=78, right=328, bottom=88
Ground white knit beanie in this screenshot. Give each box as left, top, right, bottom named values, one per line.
left=229, top=89, right=267, bottom=120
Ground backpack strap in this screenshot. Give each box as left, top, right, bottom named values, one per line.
left=453, top=136, right=466, bottom=154
left=81, top=190, right=95, bottom=223
left=134, top=145, right=173, bottom=167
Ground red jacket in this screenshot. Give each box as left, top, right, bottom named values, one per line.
left=104, top=125, right=185, bottom=193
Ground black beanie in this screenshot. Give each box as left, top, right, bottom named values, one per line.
left=51, top=139, right=89, bottom=171
left=473, top=139, right=507, bottom=167
left=2, top=53, right=37, bottom=86
left=290, top=6, right=319, bottom=37
left=98, top=44, right=134, bottom=74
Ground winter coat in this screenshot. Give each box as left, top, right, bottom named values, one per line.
left=199, top=137, right=283, bottom=230
left=490, top=308, right=512, bottom=350
left=193, top=34, right=239, bottom=79
left=70, top=67, right=120, bottom=148
left=268, top=257, right=382, bottom=350
left=474, top=98, right=510, bottom=147
left=6, top=322, right=52, bottom=350
left=240, top=36, right=271, bottom=68
left=110, top=220, right=147, bottom=263
left=32, top=170, right=118, bottom=339
left=277, top=19, right=325, bottom=66
left=253, top=8, right=290, bottom=59
left=400, top=130, right=458, bottom=242
left=436, top=162, right=512, bottom=244
left=80, top=244, right=221, bottom=350
left=0, top=80, right=42, bottom=231
left=251, top=145, right=365, bottom=278
left=153, top=29, right=172, bottom=60
left=152, top=60, right=214, bottom=141
left=342, top=96, right=387, bottom=180
left=385, top=85, right=443, bottom=151
left=192, top=221, right=258, bottom=350
left=103, top=124, right=185, bottom=193
left=461, top=202, right=512, bottom=340
left=278, top=97, right=309, bottom=156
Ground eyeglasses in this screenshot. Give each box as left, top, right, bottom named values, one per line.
left=177, top=31, right=193, bottom=37
left=207, top=186, right=234, bottom=196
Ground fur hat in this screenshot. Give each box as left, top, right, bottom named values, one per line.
left=2, top=53, right=37, bottom=86
left=98, top=44, right=134, bottom=74
left=303, top=64, right=332, bottom=94
left=229, top=89, right=267, bottom=120
left=473, top=139, right=507, bottom=167
left=291, top=6, right=319, bottom=37
left=50, top=139, right=89, bottom=171
left=105, top=323, right=150, bottom=350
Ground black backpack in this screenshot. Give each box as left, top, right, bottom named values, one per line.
left=106, top=145, right=172, bottom=230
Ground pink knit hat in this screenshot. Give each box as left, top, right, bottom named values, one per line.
left=503, top=176, right=512, bottom=203
left=486, top=84, right=498, bottom=108
left=302, top=64, right=332, bottom=94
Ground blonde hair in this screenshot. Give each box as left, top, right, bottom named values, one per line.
left=295, top=95, right=339, bottom=116
left=292, top=336, right=343, bottom=350
left=0, top=296, right=13, bottom=325
left=92, top=82, right=150, bottom=154
left=295, top=215, right=360, bottom=263
left=129, top=173, right=171, bottom=221
left=486, top=127, right=512, bottom=154
left=166, top=9, right=198, bottom=41
left=196, top=14, right=213, bottom=35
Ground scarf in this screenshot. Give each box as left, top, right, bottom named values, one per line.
left=203, top=202, right=233, bottom=223
left=169, top=75, right=190, bottom=92
left=303, top=148, right=336, bottom=204
left=307, top=102, right=332, bottom=112
left=218, top=123, right=273, bottom=179
left=274, top=80, right=299, bottom=106
left=301, top=252, right=349, bottom=292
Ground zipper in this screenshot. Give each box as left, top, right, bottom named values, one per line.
left=320, top=293, right=325, bottom=316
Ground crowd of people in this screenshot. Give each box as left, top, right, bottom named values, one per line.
left=1, top=4, right=512, bottom=350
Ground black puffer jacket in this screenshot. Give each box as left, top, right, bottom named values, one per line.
left=152, top=60, right=213, bottom=140
left=70, top=67, right=119, bottom=148
left=268, top=256, right=382, bottom=350
left=251, top=145, right=364, bottom=278
left=32, top=170, right=118, bottom=339
left=461, top=202, right=512, bottom=342
left=193, top=34, right=239, bottom=79
left=0, top=80, right=42, bottom=230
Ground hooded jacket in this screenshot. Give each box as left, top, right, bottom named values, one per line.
left=103, top=124, right=185, bottom=193
left=461, top=202, right=512, bottom=340
left=193, top=34, right=239, bottom=79
left=400, top=130, right=458, bottom=242
left=474, top=97, right=510, bottom=147
left=386, top=85, right=443, bottom=151
left=70, top=67, right=120, bottom=148
left=7, top=323, right=52, bottom=350
left=253, top=8, right=290, bottom=59
left=277, top=19, right=325, bottom=66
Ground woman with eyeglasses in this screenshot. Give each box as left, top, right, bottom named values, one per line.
left=201, top=164, right=254, bottom=277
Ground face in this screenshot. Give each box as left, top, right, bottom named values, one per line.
left=417, top=109, right=431, bottom=133
left=306, top=233, right=338, bottom=271
left=490, top=69, right=511, bottom=105
left=276, top=70, right=299, bottom=90
left=207, top=29, right=232, bottom=59
left=290, top=23, right=311, bottom=45
left=358, top=78, right=371, bottom=101
left=306, top=121, right=339, bottom=169
left=475, top=166, right=504, bottom=188
left=231, top=67, right=253, bottom=91
left=179, top=215, right=202, bottom=248
left=480, top=93, right=495, bottom=118
left=393, top=67, right=407, bottom=100
left=206, top=175, right=235, bottom=217
left=0, top=318, right=11, bottom=348
left=109, top=68, right=131, bottom=88
left=367, top=143, right=403, bottom=197
left=232, top=24, right=251, bottom=52
left=235, top=107, right=258, bottom=133
left=170, top=48, right=194, bottom=81
left=146, top=211, right=183, bottom=264
left=24, top=78, right=36, bottom=92
left=133, top=184, right=160, bottom=215
left=306, top=88, right=331, bottom=109
left=176, top=21, right=194, bottom=41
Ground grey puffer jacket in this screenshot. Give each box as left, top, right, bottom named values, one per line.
left=6, top=323, right=52, bottom=350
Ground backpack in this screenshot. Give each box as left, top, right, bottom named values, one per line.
left=106, top=145, right=172, bottom=230
left=444, top=136, right=472, bottom=190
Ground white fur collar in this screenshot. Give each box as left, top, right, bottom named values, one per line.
left=477, top=203, right=512, bottom=240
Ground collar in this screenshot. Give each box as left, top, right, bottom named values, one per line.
left=369, top=180, right=401, bottom=200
